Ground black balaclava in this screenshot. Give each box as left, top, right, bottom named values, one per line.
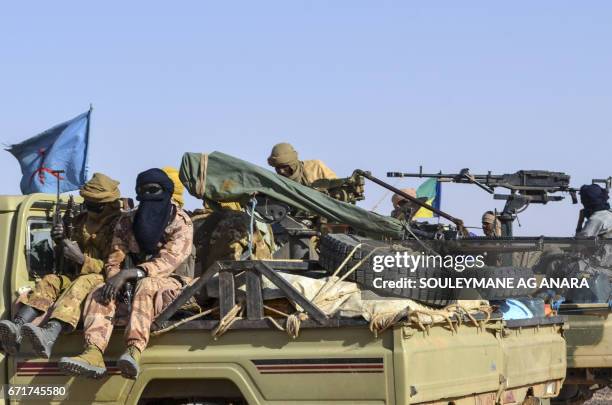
left=580, top=184, right=610, bottom=218
left=133, top=168, right=175, bottom=254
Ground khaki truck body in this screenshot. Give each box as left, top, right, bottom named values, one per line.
left=0, top=194, right=567, bottom=404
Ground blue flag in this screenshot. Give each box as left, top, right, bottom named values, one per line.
left=6, top=110, right=91, bottom=194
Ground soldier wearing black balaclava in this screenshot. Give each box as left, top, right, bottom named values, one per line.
left=576, top=184, right=612, bottom=238
left=60, top=168, right=193, bottom=380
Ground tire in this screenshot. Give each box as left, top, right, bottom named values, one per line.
left=319, top=234, right=538, bottom=304
left=318, top=234, right=456, bottom=307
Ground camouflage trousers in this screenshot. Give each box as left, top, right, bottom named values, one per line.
left=21, top=273, right=104, bottom=329
left=83, top=277, right=182, bottom=353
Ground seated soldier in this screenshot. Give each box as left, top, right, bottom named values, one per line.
left=59, top=168, right=193, bottom=379
left=0, top=173, right=122, bottom=358
left=267, top=142, right=336, bottom=186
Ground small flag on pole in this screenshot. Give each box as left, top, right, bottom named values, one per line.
left=5, top=109, right=91, bottom=194
left=413, top=178, right=442, bottom=218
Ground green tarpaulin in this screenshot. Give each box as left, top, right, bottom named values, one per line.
left=179, top=151, right=405, bottom=239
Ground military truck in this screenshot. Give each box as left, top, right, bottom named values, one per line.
left=0, top=192, right=568, bottom=404
left=383, top=167, right=612, bottom=404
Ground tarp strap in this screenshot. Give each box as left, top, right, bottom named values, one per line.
left=196, top=153, right=208, bottom=198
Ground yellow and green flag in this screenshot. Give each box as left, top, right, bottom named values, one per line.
left=413, top=178, right=442, bottom=218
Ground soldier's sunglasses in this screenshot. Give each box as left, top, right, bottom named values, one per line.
left=84, top=201, right=106, bottom=213
left=137, top=183, right=164, bottom=196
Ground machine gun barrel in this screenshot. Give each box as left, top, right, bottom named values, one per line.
left=354, top=170, right=468, bottom=235
left=389, top=168, right=577, bottom=199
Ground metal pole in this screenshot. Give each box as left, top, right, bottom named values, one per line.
left=355, top=170, right=467, bottom=234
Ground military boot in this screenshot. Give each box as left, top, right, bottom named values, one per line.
left=117, top=345, right=141, bottom=379
left=22, top=319, right=64, bottom=359
left=0, top=305, right=41, bottom=355
left=58, top=345, right=106, bottom=379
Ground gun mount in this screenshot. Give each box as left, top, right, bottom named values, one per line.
left=388, top=168, right=579, bottom=236
left=311, top=170, right=366, bottom=204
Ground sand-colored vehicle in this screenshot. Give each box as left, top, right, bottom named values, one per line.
left=0, top=192, right=569, bottom=404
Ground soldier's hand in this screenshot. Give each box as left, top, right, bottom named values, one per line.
left=51, top=223, right=64, bottom=242
left=102, top=270, right=139, bottom=303
left=62, top=240, right=85, bottom=266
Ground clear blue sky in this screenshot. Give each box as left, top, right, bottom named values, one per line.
left=1, top=2, right=611, bottom=235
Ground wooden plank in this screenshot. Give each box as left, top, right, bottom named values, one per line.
left=219, top=270, right=235, bottom=318
left=151, top=262, right=220, bottom=331
left=246, top=271, right=264, bottom=320
left=254, top=261, right=328, bottom=324
left=174, top=318, right=369, bottom=331
left=218, top=260, right=315, bottom=272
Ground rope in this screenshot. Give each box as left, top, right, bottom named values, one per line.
left=212, top=303, right=244, bottom=340
left=369, top=308, right=410, bottom=338
left=409, top=308, right=457, bottom=333
left=370, top=178, right=402, bottom=212
left=246, top=195, right=258, bottom=259
left=196, top=153, right=208, bottom=198
left=263, top=304, right=291, bottom=318
left=151, top=306, right=218, bottom=337
left=262, top=304, right=308, bottom=339
left=312, top=247, right=382, bottom=306
left=444, top=304, right=479, bottom=328
left=286, top=312, right=309, bottom=339
left=310, top=243, right=362, bottom=304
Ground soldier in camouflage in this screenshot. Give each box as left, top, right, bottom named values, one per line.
left=59, top=168, right=193, bottom=380
left=0, top=173, right=122, bottom=358
left=267, top=142, right=337, bottom=186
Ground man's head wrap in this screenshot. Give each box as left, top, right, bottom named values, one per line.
left=162, top=166, right=185, bottom=207
left=79, top=173, right=120, bottom=203
left=133, top=168, right=175, bottom=254
left=267, top=142, right=303, bottom=182
left=391, top=188, right=417, bottom=209
left=482, top=210, right=502, bottom=237
left=580, top=184, right=610, bottom=218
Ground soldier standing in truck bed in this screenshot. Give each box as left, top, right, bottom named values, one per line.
left=576, top=184, right=612, bottom=238
left=267, top=142, right=337, bottom=186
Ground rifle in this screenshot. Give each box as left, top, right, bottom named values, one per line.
left=52, top=171, right=77, bottom=276
left=52, top=170, right=66, bottom=275
left=388, top=168, right=579, bottom=237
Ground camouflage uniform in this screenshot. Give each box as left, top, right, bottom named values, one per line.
left=21, top=210, right=120, bottom=329
left=83, top=204, right=193, bottom=352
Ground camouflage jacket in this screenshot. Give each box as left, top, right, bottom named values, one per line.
left=104, top=203, right=194, bottom=279
left=72, top=210, right=122, bottom=275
